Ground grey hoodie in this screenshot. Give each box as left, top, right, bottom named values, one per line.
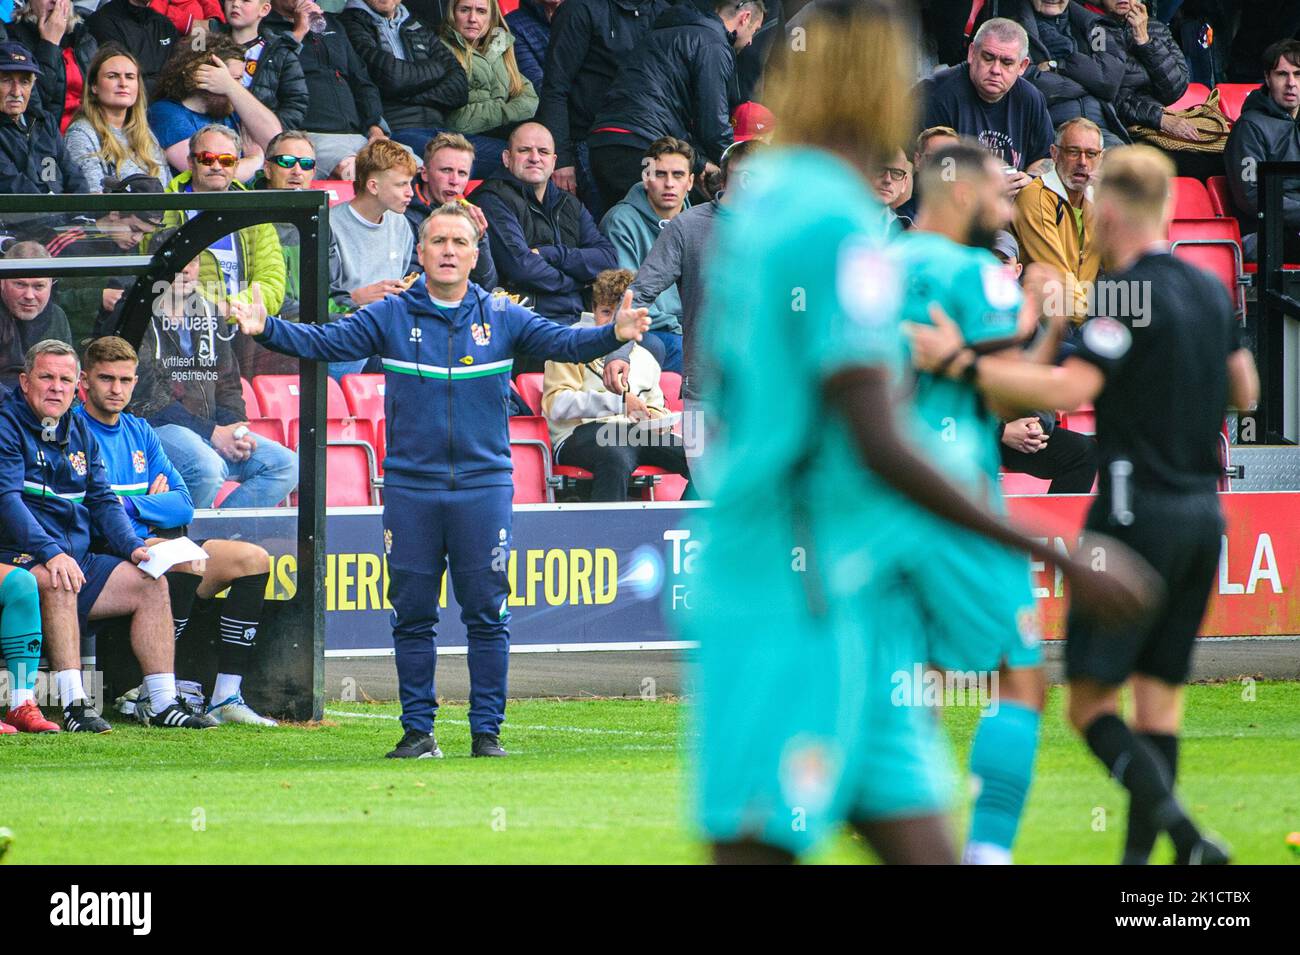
left=344, top=0, right=411, bottom=60
left=629, top=198, right=724, bottom=399
left=599, top=180, right=688, bottom=334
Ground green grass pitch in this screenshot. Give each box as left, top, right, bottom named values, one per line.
left=1, top=682, right=1297, bottom=864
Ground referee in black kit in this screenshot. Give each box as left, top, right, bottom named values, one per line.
left=906, top=145, right=1259, bottom=865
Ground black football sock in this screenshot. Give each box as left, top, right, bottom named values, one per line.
left=1084, top=715, right=1201, bottom=857
left=167, top=572, right=202, bottom=640
left=1122, top=732, right=1180, bottom=865
left=217, top=572, right=269, bottom=677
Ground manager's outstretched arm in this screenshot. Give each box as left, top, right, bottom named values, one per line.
left=231, top=284, right=384, bottom=363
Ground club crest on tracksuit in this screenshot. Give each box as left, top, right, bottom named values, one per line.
left=68, top=451, right=87, bottom=475
left=471, top=322, right=491, bottom=346
left=384, top=528, right=393, bottom=555
left=132, top=449, right=147, bottom=473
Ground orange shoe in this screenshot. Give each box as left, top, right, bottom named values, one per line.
left=4, top=700, right=60, bottom=734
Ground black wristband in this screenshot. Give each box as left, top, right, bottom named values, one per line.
left=961, top=352, right=980, bottom=384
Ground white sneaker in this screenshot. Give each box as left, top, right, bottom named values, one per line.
left=114, top=685, right=141, bottom=716
left=962, top=841, right=1013, bottom=865
left=206, top=695, right=278, bottom=726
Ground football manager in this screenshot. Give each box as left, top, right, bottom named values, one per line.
left=230, top=202, right=651, bottom=760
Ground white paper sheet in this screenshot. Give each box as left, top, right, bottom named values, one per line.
left=137, top=537, right=209, bottom=579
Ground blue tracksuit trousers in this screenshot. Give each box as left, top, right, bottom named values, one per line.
left=382, top=484, right=513, bottom=737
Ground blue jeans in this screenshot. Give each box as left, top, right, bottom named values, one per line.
left=155, top=424, right=299, bottom=509
left=647, top=329, right=683, bottom=374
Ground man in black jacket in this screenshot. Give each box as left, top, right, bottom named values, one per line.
left=1224, top=39, right=1300, bottom=261
left=338, top=0, right=467, bottom=157
left=535, top=0, right=669, bottom=218
left=587, top=0, right=765, bottom=211
left=264, top=0, right=387, bottom=179
left=991, top=0, right=1130, bottom=146
left=86, top=0, right=179, bottom=97
left=472, top=121, right=615, bottom=328
left=0, top=42, right=88, bottom=194
left=218, top=0, right=310, bottom=133
left=1093, top=0, right=1194, bottom=142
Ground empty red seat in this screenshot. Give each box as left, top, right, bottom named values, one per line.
left=659, top=371, right=682, bottom=412
left=241, top=377, right=259, bottom=418
left=311, top=179, right=354, bottom=206
left=1172, top=177, right=1215, bottom=218
left=323, top=445, right=377, bottom=507
left=246, top=417, right=285, bottom=446
left=252, top=374, right=350, bottom=432
left=288, top=416, right=375, bottom=452
left=1167, top=82, right=1210, bottom=112
left=508, top=417, right=552, bottom=504
left=998, top=471, right=1052, bottom=495
left=212, top=480, right=240, bottom=508
left=1213, top=83, right=1256, bottom=123
left=515, top=372, right=544, bottom=415
left=1206, top=175, right=1236, bottom=217
left=1059, top=404, right=1096, bottom=436
left=1167, top=217, right=1246, bottom=319
left=341, top=373, right=385, bottom=432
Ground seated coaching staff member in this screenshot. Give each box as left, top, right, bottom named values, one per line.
left=906, top=145, right=1258, bottom=866
left=228, top=202, right=651, bottom=760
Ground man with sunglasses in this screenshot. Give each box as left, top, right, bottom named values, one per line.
left=1013, top=117, right=1103, bottom=325
left=261, top=131, right=317, bottom=190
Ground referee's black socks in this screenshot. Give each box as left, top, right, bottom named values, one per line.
left=1122, top=732, right=1179, bottom=864
left=1084, top=715, right=1201, bottom=859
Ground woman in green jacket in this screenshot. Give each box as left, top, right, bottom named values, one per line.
left=439, top=0, right=539, bottom=179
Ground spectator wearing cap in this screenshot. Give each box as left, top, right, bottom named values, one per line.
left=535, top=0, right=670, bottom=218
left=598, top=136, right=693, bottom=373
left=52, top=172, right=166, bottom=343
left=896, top=124, right=959, bottom=223
left=586, top=0, right=766, bottom=212
left=917, top=17, right=1054, bottom=196
left=8, top=0, right=99, bottom=134
left=504, top=0, right=559, bottom=92
left=262, top=0, right=387, bottom=181
left=1012, top=116, right=1103, bottom=323
left=86, top=0, right=180, bottom=98
left=64, top=45, right=171, bottom=192
left=0, top=241, right=74, bottom=390
left=990, top=230, right=1099, bottom=493
left=0, top=41, right=90, bottom=194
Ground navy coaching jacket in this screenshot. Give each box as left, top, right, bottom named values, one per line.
left=256, top=277, right=623, bottom=491
left=0, top=387, right=145, bottom=565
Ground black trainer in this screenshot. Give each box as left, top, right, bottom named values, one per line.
left=136, top=695, right=218, bottom=729
left=1178, top=836, right=1231, bottom=866
left=472, top=733, right=507, bottom=757
left=62, top=702, right=111, bottom=734
left=385, top=729, right=443, bottom=759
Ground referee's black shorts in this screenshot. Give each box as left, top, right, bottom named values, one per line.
left=1066, top=488, right=1223, bottom=687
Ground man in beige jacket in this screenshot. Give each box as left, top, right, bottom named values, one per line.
left=542, top=269, right=693, bottom=501
left=1012, top=117, right=1104, bottom=324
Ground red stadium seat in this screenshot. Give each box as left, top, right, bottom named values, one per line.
left=998, top=471, right=1052, bottom=495
left=252, top=375, right=349, bottom=432
left=323, top=445, right=379, bottom=507
left=1172, top=177, right=1215, bottom=218
left=1206, top=175, right=1236, bottom=217
left=498, top=0, right=518, bottom=13
left=659, top=371, right=682, bottom=412
left=465, top=178, right=483, bottom=196
left=376, top=417, right=386, bottom=475
left=212, top=481, right=239, bottom=507
left=508, top=417, right=552, bottom=503
left=652, top=474, right=689, bottom=502
left=246, top=417, right=285, bottom=446
left=311, top=180, right=354, bottom=206
left=515, top=372, right=543, bottom=416
left=1059, top=404, right=1096, bottom=436
left=1167, top=82, right=1210, bottom=112
left=288, top=416, right=375, bottom=452
left=341, top=373, right=385, bottom=432
left=241, top=377, right=259, bottom=418
left=1213, top=83, right=1256, bottom=123
left=1167, top=217, right=1247, bottom=320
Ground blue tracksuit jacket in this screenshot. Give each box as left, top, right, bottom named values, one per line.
left=77, top=407, right=195, bottom=538
left=0, top=388, right=145, bottom=564
left=255, top=277, right=623, bottom=490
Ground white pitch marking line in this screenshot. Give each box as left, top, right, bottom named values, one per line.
left=325, top=708, right=670, bottom=738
